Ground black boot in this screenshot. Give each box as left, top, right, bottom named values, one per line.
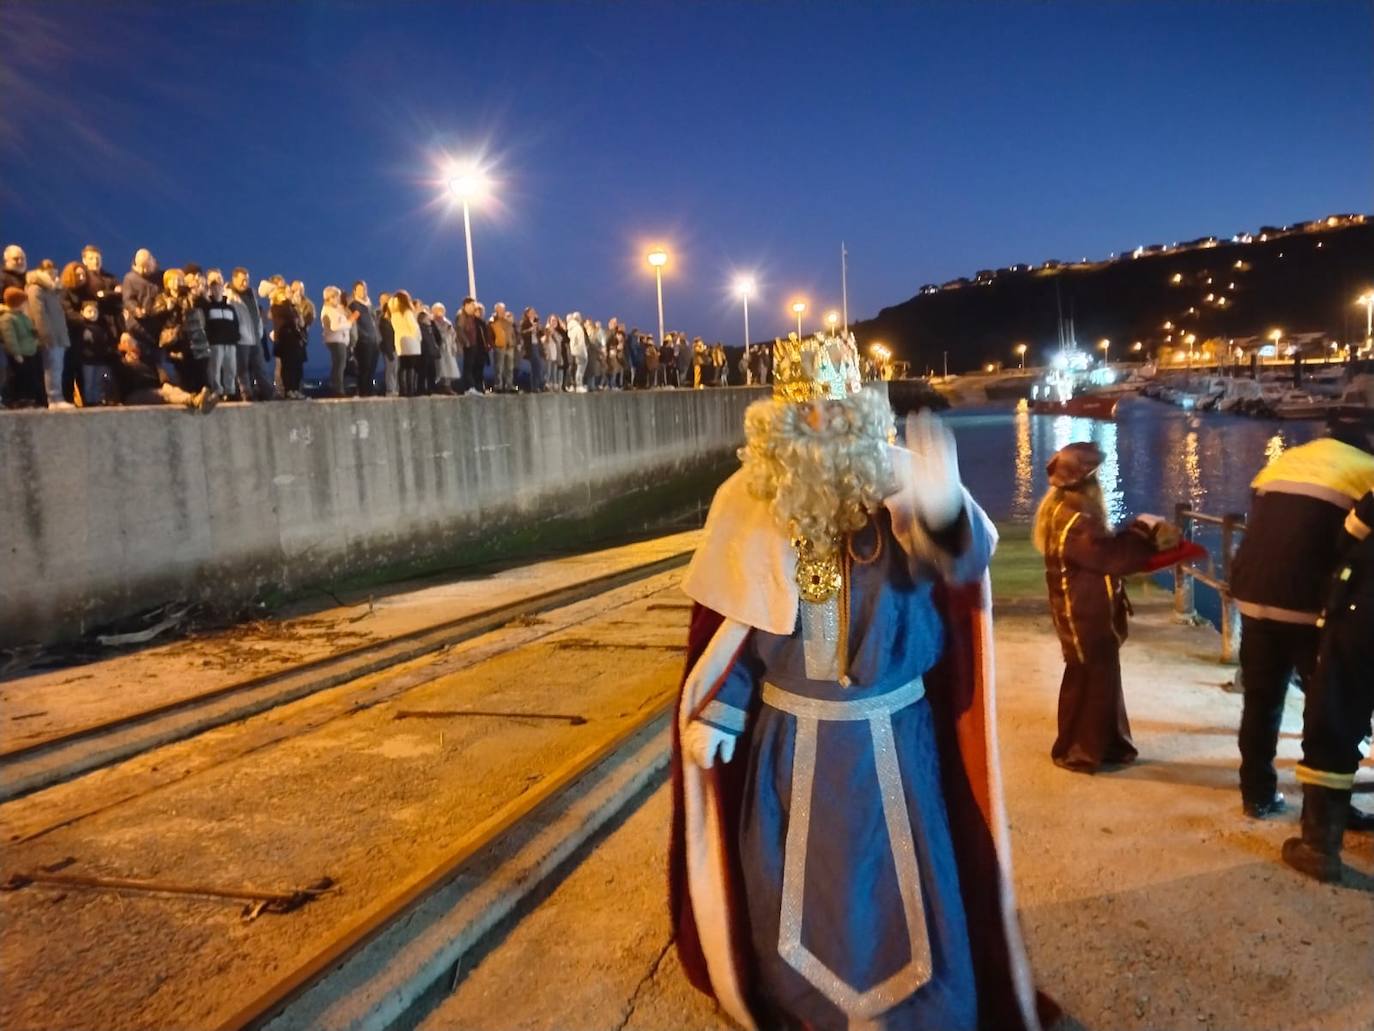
left=1281, top=784, right=1348, bottom=883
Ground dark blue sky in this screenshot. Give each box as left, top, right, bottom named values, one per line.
left=2, top=1, right=1370, bottom=344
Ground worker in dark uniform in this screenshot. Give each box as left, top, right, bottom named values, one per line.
left=1229, top=417, right=1374, bottom=819
left=1282, top=480, right=1374, bottom=882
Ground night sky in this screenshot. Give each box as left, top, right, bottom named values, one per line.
left=2, top=1, right=1370, bottom=348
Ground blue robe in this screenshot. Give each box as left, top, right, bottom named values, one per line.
left=693, top=510, right=993, bottom=1030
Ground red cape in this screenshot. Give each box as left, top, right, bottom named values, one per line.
left=668, top=583, right=1056, bottom=1030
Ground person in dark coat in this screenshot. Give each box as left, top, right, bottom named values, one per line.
left=269, top=285, right=306, bottom=398
left=152, top=268, right=212, bottom=394
left=1034, top=442, right=1175, bottom=773
left=417, top=303, right=439, bottom=396
left=73, top=295, right=119, bottom=404
left=1283, top=477, right=1374, bottom=881
left=79, top=244, right=124, bottom=342
left=1229, top=428, right=1374, bottom=818
left=474, top=302, right=493, bottom=392
left=349, top=281, right=380, bottom=397
left=122, top=249, right=162, bottom=368
left=456, top=296, right=485, bottom=395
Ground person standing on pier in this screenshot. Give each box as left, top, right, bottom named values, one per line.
left=1229, top=426, right=1374, bottom=819
left=1283, top=473, right=1374, bottom=882
left=349, top=281, right=381, bottom=397
left=670, top=335, right=1046, bottom=1031
left=1033, top=442, right=1182, bottom=774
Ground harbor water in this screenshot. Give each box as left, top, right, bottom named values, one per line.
left=943, top=397, right=1324, bottom=625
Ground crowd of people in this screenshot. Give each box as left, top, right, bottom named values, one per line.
left=0, top=241, right=836, bottom=413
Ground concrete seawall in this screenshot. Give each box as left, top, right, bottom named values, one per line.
left=0, top=389, right=769, bottom=648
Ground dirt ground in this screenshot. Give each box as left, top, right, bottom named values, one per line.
left=424, top=571, right=1374, bottom=1031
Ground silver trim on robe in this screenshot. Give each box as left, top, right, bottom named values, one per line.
left=800, top=597, right=843, bottom=682
left=766, top=679, right=934, bottom=1026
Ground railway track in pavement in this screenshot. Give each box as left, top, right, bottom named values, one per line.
left=0, top=567, right=695, bottom=1030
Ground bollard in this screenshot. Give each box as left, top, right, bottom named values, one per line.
left=1173, top=503, right=1195, bottom=619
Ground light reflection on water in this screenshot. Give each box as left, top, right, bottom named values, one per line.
left=940, top=398, right=1322, bottom=526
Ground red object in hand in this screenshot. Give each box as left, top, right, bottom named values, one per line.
left=1142, top=540, right=1207, bottom=572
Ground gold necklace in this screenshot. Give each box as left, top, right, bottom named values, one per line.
left=792, top=534, right=842, bottom=604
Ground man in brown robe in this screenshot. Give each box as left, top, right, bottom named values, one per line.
left=1034, top=442, right=1173, bottom=772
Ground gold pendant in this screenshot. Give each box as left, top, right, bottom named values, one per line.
left=793, top=536, right=842, bottom=604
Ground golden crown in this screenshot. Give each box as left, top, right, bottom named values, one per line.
left=772, top=332, right=862, bottom=404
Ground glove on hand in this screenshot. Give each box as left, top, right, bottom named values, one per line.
left=1134, top=513, right=1181, bottom=550
left=903, top=408, right=964, bottom=529
left=684, top=721, right=737, bottom=769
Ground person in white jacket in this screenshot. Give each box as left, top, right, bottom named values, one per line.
left=566, top=311, right=588, bottom=393
left=431, top=302, right=461, bottom=394
left=388, top=291, right=423, bottom=397
left=320, top=286, right=354, bottom=397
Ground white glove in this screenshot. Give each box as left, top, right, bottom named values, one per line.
left=903, top=408, right=964, bottom=528
left=684, top=721, right=737, bottom=769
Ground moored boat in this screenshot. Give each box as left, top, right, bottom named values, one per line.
left=1030, top=393, right=1120, bottom=419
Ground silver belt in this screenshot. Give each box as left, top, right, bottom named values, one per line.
left=761, top=677, right=925, bottom=722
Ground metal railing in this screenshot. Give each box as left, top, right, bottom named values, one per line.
left=1172, top=504, right=1246, bottom=664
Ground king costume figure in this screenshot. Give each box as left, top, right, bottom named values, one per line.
left=668, top=332, right=1045, bottom=1030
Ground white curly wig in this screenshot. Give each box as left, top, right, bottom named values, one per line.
left=739, top=389, right=896, bottom=558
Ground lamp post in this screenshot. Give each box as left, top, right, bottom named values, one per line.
left=1014, top=342, right=1027, bottom=370
left=647, top=248, right=668, bottom=345
left=825, top=310, right=840, bottom=336
left=1098, top=337, right=1110, bottom=363
left=791, top=300, right=807, bottom=338
left=1358, top=291, right=1374, bottom=351
left=734, top=276, right=754, bottom=353
left=446, top=166, right=488, bottom=300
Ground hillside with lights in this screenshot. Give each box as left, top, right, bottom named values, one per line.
left=852, top=216, right=1373, bottom=374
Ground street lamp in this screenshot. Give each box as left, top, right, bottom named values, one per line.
left=1098, top=338, right=1110, bottom=362
left=734, top=276, right=754, bottom=353
left=647, top=248, right=668, bottom=346
left=1014, top=342, right=1027, bottom=370
left=1357, top=291, right=1374, bottom=347
left=791, top=300, right=807, bottom=338
left=825, top=310, right=840, bottom=334
left=446, top=165, right=489, bottom=300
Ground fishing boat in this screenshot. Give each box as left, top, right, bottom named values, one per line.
left=1030, top=392, right=1120, bottom=419
left=1027, top=290, right=1119, bottom=419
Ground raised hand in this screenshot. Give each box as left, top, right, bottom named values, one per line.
left=903, top=408, right=964, bottom=528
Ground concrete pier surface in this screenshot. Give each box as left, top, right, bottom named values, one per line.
left=1, top=530, right=700, bottom=759
left=0, top=528, right=1369, bottom=1031
left=425, top=533, right=1374, bottom=1031
left=0, top=542, right=699, bottom=1030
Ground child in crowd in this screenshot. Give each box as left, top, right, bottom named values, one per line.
left=0, top=286, right=45, bottom=407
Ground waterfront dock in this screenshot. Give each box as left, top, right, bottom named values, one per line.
left=0, top=529, right=1368, bottom=1031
